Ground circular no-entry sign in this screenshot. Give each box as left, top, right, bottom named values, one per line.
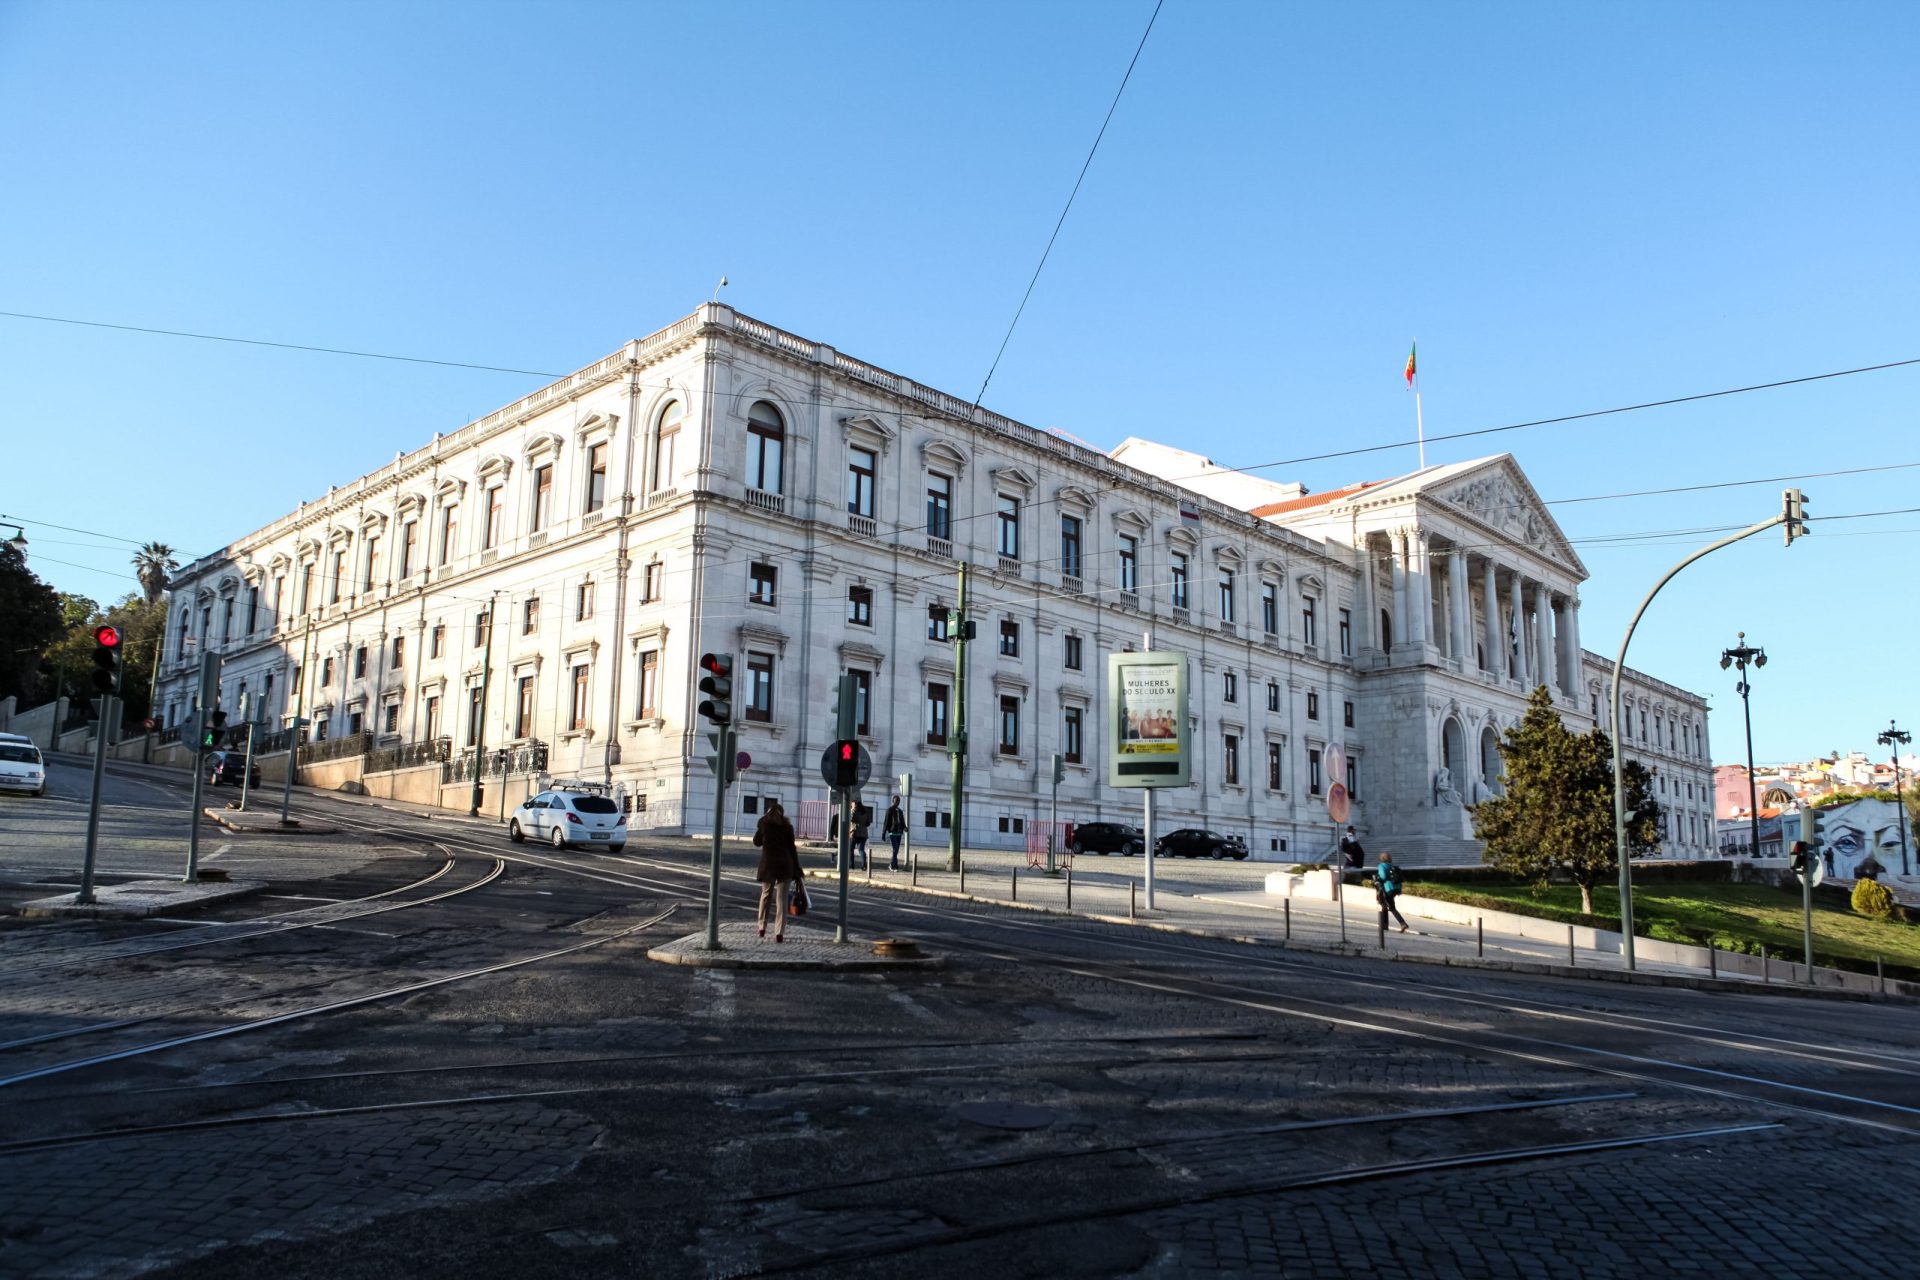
left=736, top=750, right=752, bottom=772
left=1327, top=782, right=1351, bottom=825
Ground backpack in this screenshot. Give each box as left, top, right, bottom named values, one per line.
left=1376, top=862, right=1399, bottom=894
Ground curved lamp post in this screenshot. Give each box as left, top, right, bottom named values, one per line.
left=1720, top=633, right=1767, bottom=860
left=1880, top=720, right=1911, bottom=876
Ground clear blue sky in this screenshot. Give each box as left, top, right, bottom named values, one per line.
left=3, top=1, right=1914, bottom=767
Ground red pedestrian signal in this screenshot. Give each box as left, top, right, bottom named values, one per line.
left=830, top=739, right=860, bottom=788
left=90, top=624, right=123, bottom=693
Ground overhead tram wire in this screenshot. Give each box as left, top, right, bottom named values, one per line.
left=970, top=0, right=1166, bottom=412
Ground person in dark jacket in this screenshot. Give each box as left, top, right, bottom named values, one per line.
left=752, top=801, right=801, bottom=941
left=883, top=796, right=908, bottom=870
left=1339, top=826, right=1365, bottom=868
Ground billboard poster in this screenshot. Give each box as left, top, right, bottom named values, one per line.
left=1108, top=651, right=1191, bottom=788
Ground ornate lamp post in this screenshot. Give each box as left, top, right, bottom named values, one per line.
left=1879, top=720, right=1912, bottom=876
left=1720, top=633, right=1767, bottom=859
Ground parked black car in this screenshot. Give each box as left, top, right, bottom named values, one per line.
left=206, top=751, right=261, bottom=788
left=1071, top=821, right=1144, bottom=856
left=1155, top=828, right=1249, bottom=860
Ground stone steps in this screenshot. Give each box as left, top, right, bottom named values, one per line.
left=1375, top=835, right=1485, bottom=869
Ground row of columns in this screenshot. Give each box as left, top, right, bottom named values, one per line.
left=1360, top=528, right=1580, bottom=697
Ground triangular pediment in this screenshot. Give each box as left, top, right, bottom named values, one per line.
left=1422, top=457, right=1585, bottom=578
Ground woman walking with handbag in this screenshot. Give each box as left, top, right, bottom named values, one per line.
left=752, top=801, right=801, bottom=942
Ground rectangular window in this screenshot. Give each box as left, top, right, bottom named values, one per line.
left=298, top=563, right=314, bottom=612
left=1309, top=747, right=1323, bottom=796
left=996, top=494, right=1019, bottom=559
left=1063, top=706, right=1083, bottom=763
left=1343, top=699, right=1355, bottom=728
left=438, top=504, right=458, bottom=566
left=431, top=624, right=445, bottom=658
left=522, top=596, right=539, bottom=635
left=1063, top=634, right=1082, bottom=671
left=531, top=464, right=553, bottom=532
left=424, top=694, right=440, bottom=741
left=925, top=682, right=950, bottom=745
left=1307, top=690, right=1320, bottom=720
left=1339, top=608, right=1353, bottom=657
left=329, top=549, right=344, bottom=603
left=928, top=606, right=950, bottom=642
left=926, top=473, right=952, bottom=540
left=321, top=656, right=334, bottom=687
left=398, top=521, right=416, bottom=578
left=1301, top=597, right=1318, bottom=647
left=515, top=675, right=535, bottom=738
left=1060, top=516, right=1082, bottom=579
left=586, top=442, right=608, bottom=512
left=746, top=652, right=774, bottom=722
left=643, top=561, right=662, bottom=602
left=570, top=664, right=590, bottom=731
left=1224, top=733, right=1240, bottom=786
left=466, top=686, right=483, bottom=747
left=1266, top=681, right=1280, bottom=712
left=362, top=535, right=380, bottom=592
left=246, top=585, right=259, bottom=633
left=748, top=421, right=784, bottom=493
left=483, top=487, right=503, bottom=549
left=848, top=585, right=873, bottom=627
left=1118, top=535, right=1139, bottom=594
left=638, top=651, right=659, bottom=718
left=998, top=695, right=1020, bottom=756
left=576, top=578, right=595, bottom=620
left=1224, top=671, right=1238, bottom=703
left=1219, top=569, right=1236, bottom=623
left=849, top=668, right=872, bottom=736
left=1346, top=757, right=1359, bottom=798
left=847, top=446, right=876, bottom=518
left=749, top=562, right=777, bottom=606
left=1261, top=582, right=1278, bottom=635
left=1170, top=552, right=1189, bottom=609
left=383, top=701, right=400, bottom=734
left=271, top=575, right=284, bottom=625
left=391, top=636, right=404, bottom=668
left=998, top=619, right=1019, bottom=657
left=1267, top=741, right=1283, bottom=791
left=349, top=710, right=363, bottom=736
left=475, top=610, right=492, bottom=649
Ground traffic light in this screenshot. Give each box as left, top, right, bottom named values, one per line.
left=1050, top=752, right=1065, bottom=785
left=1788, top=840, right=1811, bottom=879
left=204, top=708, right=229, bottom=752
left=704, top=730, right=736, bottom=786
left=1783, top=487, right=1807, bottom=545
left=90, top=624, right=122, bottom=694
left=697, top=652, right=733, bottom=725
left=1799, top=806, right=1826, bottom=856
left=830, top=739, right=859, bottom=788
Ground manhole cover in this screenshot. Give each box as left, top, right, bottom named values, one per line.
left=955, top=1101, right=1058, bottom=1130
left=871, top=937, right=922, bottom=957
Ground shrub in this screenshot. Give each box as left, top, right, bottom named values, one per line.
left=1853, top=878, right=1896, bottom=920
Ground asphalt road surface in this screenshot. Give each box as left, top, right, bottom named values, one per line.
left=3, top=756, right=1918, bottom=1278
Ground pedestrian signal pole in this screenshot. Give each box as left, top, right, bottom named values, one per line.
left=834, top=676, right=858, bottom=942
left=78, top=625, right=124, bottom=905
left=183, top=652, right=222, bottom=884
left=946, top=561, right=970, bottom=872
left=698, top=653, right=735, bottom=950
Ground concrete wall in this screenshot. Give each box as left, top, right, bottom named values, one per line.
left=1, top=697, right=66, bottom=750
left=361, top=763, right=445, bottom=806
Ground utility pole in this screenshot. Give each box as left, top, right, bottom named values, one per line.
left=468, top=596, right=498, bottom=817
left=1142, top=629, right=1156, bottom=911
left=278, top=621, right=313, bottom=827
left=1881, top=720, right=1911, bottom=876
left=946, top=561, right=970, bottom=872
left=835, top=676, right=857, bottom=943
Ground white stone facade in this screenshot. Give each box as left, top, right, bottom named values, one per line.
left=157, top=304, right=1712, bottom=862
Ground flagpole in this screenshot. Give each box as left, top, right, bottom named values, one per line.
left=1415, top=383, right=1425, bottom=469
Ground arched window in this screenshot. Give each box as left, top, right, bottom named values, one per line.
left=747, top=401, right=785, bottom=495
left=654, top=400, right=684, bottom=492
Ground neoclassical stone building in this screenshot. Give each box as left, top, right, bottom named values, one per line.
left=158, top=304, right=1712, bottom=863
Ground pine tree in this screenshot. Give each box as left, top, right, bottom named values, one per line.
left=1472, top=686, right=1664, bottom=916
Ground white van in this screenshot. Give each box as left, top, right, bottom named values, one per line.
left=0, top=734, right=47, bottom=796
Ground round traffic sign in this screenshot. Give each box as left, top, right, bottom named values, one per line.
left=818, top=741, right=872, bottom=791
left=736, top=750, right=752, bottom=772
left=1324, top=743, right=1346, bottom=787
left=1327, top=782, right=1351, bottom=825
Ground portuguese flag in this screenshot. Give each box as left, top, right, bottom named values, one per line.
left=1404, top=341, right=1417, bottom=388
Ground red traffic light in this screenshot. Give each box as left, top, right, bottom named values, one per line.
left=839, top=742, right=855, bottom=762
left=94, top=624, right=121, bottom=649
left=699, top=652, right=733, bottom=675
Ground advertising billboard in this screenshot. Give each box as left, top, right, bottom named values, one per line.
left=1108, top=650, right=1191, bottom=788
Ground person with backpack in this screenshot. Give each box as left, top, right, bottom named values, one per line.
left=1376, top=851, right=1410, bottom=934
left=883, top=796, right=907, bottom=870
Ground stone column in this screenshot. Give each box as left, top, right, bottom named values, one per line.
left=1508, top=573, right=1526, bottom=683
left=1356, top=535, right=1376, bottom=653
left=1406, top=531, right=1428, bottom=649
left=1481, top=558, right=1500, bottom=673
left=1535, top=587, right=1554, bottom=693
left=1565, top=597, right=1583, bottom=692
left=1390, top=531, right=1408, bottom=651
left=1449, top=548, right=1469, bottom=664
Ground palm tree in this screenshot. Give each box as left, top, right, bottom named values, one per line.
left=133, top=542, right=177, bottom=606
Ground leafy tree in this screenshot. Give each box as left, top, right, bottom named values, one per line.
left=40, top=593, right=168, bottom=727
left=1472, top=685, right=1664, bottom=915
left=0, top=543, right=64, bottom=705
left=132, top=542, right=177, bottom=607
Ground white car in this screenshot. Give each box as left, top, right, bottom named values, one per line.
left=509, top=788, right=626, bottom=850
left=0, top=738, right=47, bottom=796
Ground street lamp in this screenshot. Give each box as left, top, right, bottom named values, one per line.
left=1719, top=632, right=1767, bottom=860
left=1879, top=719, right=1912, bottom=876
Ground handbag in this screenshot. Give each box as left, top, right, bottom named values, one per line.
left=789, top=877, right=810, bottom=917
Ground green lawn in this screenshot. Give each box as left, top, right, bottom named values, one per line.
left=1408, top=879, right=1920, bottom=979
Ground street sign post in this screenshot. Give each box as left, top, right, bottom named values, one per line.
left=1108, top=647, right=1190, bottom=910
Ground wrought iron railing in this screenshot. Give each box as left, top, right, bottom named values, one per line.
left=298, top=731, right=372, bottom=765
left=444, top=739, right=548, bottom=784
left=367, top=737, right=451, bottom=774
